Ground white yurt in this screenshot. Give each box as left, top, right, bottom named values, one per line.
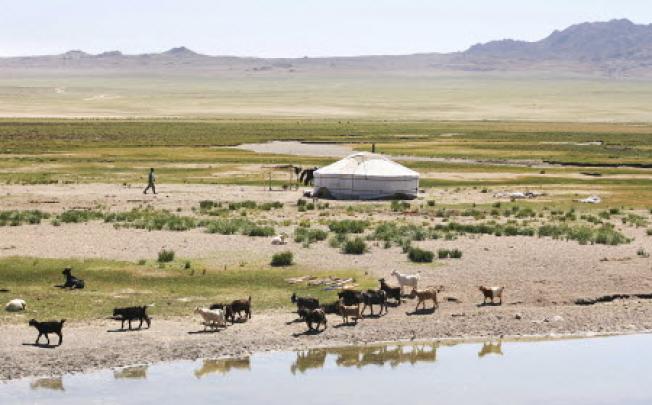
left=312, top=152, right=419, bottom=200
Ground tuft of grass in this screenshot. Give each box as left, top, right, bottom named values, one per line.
left=407, top=247, right=434, bottom=263
left=271, top=251, right=294, bottom=267
left=342, top=237, right=367, bottom=255
left=105, top=208, right=196, bottom=231
left=449, top=248, right=463, bottom=259
left=0, top=210, right=49, bottom=226
left=328, top=219, right=369, bottom=234
left=294, top=227, right=328, bottom=247
left=157, top=249, right=175, bottom=263
left=58, top=209, right=104, bottom=224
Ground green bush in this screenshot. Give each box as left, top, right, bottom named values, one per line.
left=105, top=208, right=196, bottom=231
left=407, top=247, right=434, bottom=263
left=243, top=225, right=275, bottom=237
left=295, top=227, right=328, bottom=246
left=449, top=248, right=463, bottom=259
left=157, top=249, right=175, bottom=263
left=0, top=210, right=50, bottom=226
left=271, top=251, right=293, bottom=267
left=437, top=248, right=450, bottom=259
left=59, top=209, right=104, bottom=224
left=329, top=219, right=369, bottom=234
left=342, top=237, right=367, bottom=255
left=647, top=228, right=652, bottom=236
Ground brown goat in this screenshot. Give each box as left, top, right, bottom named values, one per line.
left=339, top=301, right=361, bottom=325
left=408, top=287, right=439, bottom=312
left=479, top=286, right=504, bottom=305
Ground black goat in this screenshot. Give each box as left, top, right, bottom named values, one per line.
left=361, top=290, right=388, bottom=316
left=379, top=278, right=401, bottom=305
left=113, top=306, right=151, bottom=330
left=304, top=308, right=327, bottom=332
left=229, top=297, right=252, bottom=322
left=29, top=319, right=65, bottom=346
left=60, top=267, right=84, bottom=289
left=211, top=296, right=252, bottom=323
left=321, top=300, right=341, bottom=315
left=291, top=293, right=319, bottom=310
left=337, top=289, right=364, bottom=306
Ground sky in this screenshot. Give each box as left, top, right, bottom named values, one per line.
left=1, top=0, right=651, bottom=57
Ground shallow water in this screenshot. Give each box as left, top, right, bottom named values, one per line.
left=2, top=334, right=651, bottom=404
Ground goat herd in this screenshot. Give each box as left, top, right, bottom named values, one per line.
left=290, top=270, right=504, bottom=333
left=18, top=268, right=505, bottom=347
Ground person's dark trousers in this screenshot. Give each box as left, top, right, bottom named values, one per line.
left=143, top=184, right=156, bottom=194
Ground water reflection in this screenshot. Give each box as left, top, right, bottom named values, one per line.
left=194, top=357, right=251, bottom=379
left=478, top=342, right=504, bottom=358
left=30, top=377, right=64, bottom=391
left=113, top=365, right=148, bottom=380
left=9, top=335, right=652, bottom=405
left=291, top=343, right=439, bottom=374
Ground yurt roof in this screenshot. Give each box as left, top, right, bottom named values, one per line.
left=315, top=152, right=419, bottom=178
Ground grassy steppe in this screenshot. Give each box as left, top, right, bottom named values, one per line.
left=1, top=119, right=652, bottom=206
left=0, top=257, right=374, bottom=322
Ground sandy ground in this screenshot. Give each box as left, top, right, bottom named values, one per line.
left=1, top=183, right=652, bottom=380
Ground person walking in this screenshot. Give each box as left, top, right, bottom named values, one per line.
left=143, top=168, right=156, bottom=194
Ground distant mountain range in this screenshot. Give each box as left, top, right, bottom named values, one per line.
left=3, top=19, right=652, bottom=77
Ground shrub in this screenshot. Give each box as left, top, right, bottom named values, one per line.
left=199, top=200, right=220, bottom=210
left=59, top=209, right=104, bottom=224
left=427, top=200, right=436, bottom=207
left=637, top=248, right=650, bottom=258
left=105, top=208, right=196, bottom=231
left=204, top=219, right=241, bottom=234
left=449, top=248, right=463, bottom=259
left=329, top=219, right=369, bottom=234
left=294, top=227, right=328, bottom=246
left=437, top=248, right=450, bottom=259
left=647, top=228, right=652, bottom=236
left=243, top=225, right=275, bottom=237
left=0, top=210, right=50, bottom=226
left=157, top=249, right=175, bottom=263
left=342, top=237, right=367, bottom=255
left=228, top=200, right=257, bottom=210
left=260, top=201, right=283, bottom=210
left=408, top=247, right=434, bottom=263
left=137, top=259, right=147, bottom=265
left=271, top=251, right=293, bottom=267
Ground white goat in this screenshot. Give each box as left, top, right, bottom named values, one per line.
left=194, top=307, right=226, bottom=330
left=271, top=234, right=288, bottom=245
left=390, top=271, right=420, bottom=294
left=5, top=299, right=26, bottom=312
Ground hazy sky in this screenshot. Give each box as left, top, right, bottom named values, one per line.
left=1, top=0, right=651, bottom=57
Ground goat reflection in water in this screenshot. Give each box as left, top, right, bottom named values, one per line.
left=477, top=341, right=504, bottom=358
left=194, top=357, right=251, bottom=379
left=290, top=343, right=439, bottom=374
left=30, top=377, right=64, bottom=391
left=113, top=365, right=148, bottom=380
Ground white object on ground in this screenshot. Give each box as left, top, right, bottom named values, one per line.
left=5, top=299, right=26, bottom=312
left=579, top=195, right=601, bottom=204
